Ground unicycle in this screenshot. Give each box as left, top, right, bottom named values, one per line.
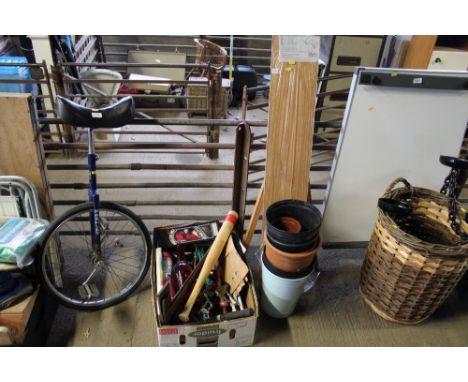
left=38, top=96, right=152, bottom=310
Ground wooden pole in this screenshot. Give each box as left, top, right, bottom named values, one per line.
left=243, top=182, right=264, bottom=247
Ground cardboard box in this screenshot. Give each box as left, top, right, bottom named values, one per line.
left=0, top=289, right=38, bottom=344
left=151, top=225, right=258, bottom=347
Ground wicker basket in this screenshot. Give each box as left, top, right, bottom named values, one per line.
left=186, top=78, right=229, bottom=117
left=360, top=177, right=468, bottom=324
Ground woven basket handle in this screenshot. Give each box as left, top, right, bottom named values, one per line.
left=384, top=177, right=412, bottom=195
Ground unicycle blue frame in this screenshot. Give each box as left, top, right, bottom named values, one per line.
left=87, top=128, right=102, bottom=258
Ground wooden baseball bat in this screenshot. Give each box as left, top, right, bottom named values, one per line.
left=178, top=210, right=238, bottom=322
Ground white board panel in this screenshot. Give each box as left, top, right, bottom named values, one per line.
left=322, top=68, right=468, bottom=244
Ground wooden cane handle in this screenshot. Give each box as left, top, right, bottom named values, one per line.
left=178, top=211, right=238, bottom=322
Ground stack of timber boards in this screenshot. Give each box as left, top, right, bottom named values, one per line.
left=263, top=36, right=319, bottom=212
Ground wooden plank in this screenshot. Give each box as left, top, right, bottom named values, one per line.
left=243, top=182, right=264, bottom=247
left=0, top=93, right=53, bottom=218
left=263, top=36, right=319, bottom=214
left=403, top=35, right=438, bottom=69
left=0, top=290, right=38, bottom=344
left=0, top=326, right=14, bottom=346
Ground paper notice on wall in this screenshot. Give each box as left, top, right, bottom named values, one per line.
left=279, top=35, right=320, bottom=63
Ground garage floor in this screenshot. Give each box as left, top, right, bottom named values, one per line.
left=46, top=246, right=468, bottom=346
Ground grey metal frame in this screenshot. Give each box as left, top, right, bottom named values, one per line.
left=0, top=176, right=42, bottom=219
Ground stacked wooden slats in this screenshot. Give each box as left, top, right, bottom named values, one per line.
left=263, top=36, right=319, bottom=218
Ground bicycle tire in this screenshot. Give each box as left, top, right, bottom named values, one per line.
left=38, top=201, right=151, bottom=310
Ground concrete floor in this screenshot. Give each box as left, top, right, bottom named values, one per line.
left=46, top=246, right=468, bottom=346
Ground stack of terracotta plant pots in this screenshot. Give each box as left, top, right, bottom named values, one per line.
left=261, top=199, right=322, bottom=318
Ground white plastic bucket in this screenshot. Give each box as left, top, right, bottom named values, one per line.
left=261, top=252, right=314, bottom=319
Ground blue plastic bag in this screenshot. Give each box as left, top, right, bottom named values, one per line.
left=0, top=218, right=46, bottom=268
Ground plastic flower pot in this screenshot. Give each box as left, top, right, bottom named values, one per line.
left=265, top=234, right=321, bottom=273
left=266, top=199, right=322, bottom=253
left=261, top=252, right=315, bottom=319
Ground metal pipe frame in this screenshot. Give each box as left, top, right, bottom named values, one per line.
left=38, top=117, right=340, bottom=129
left=102, top=42, right=272, bottom=53
left=206, top=35, right=272, bottom=42
left=247, top=102, right=269, bottom=110
left=102, top=48, right=271, bottom=61
left=60, top=62, right=209, bottom=69
left=44, top=150, right=206, bottom=155
left=104, top=52, right=272, bottom=61
left=134, top=108, right=208, bottom=113
left=38, top=116, right=268, bottom=126
left=0, top=62, right=47, bottom=67
left=54, top=199, right=258, bottom=206
left=0, top=79, right=50, bottom=84
left=50, top=182, right=327, bottom=190
left=46, top=163, right=331, bottom=172
left=42, top=130, right=208, bottom=137
left=43, top=142, right=336, bottom=152
left=63, top=76, right=208, bottom=86
left=317, top=88, right=350, bottom=98
left=16, top=48, right=341, bottom=235
left=53, top=199, right=322, bottom=210
left=64, top=94, right=207, bottom=99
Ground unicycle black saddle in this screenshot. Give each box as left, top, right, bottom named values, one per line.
left=56, top=95, right=135, bottom=128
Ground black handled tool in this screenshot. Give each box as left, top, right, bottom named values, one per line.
left=378, top=198, right=412, bottom=220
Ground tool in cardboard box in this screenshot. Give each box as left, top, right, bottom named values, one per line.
left=215, top=267, right=228, bottom=314
left=155, top=221, right=219, bottom=314
left=214, top=284, right=228, bottom=312
left=178, top=211, right=238, bottom=323
left=238, top=295, right=244, bottom=310
left=162, top=251, right=175, bottom=300
left=184, top=242, right=248, bottom=322
left=220, top=237, right=250, bottom=297
left=194, top=247, right=204, bottom=265
left=218, top=294, right=229, bottom=314
left=202, top=308, right=254, bottom=324
left=198, top=289, right=216, bottom=321
left=173, top=257, right=193, bottom=290
left=158, top=247, right=208, bottom=325
left=226, top=290, right=239, bottom=312
left=161, top=273, right=247, bottom=324
left=156, top=217, right=254, bottom=325
left=156, top=247, right=164, bottom=294
left=154, top=221, right=219, bottom=249
left=196, top=283, right=245, bottom=322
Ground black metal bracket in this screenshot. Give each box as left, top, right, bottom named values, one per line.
left=359, top=69, right=468, bottom=91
